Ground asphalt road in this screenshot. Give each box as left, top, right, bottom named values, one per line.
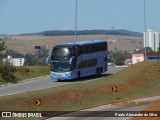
left=0, top=66, right=126, bottom=97
left=48, top=96, right=160, bottom=120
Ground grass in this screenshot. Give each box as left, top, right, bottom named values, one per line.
left=0, top=61, right=160, bottom=119
left=0, top=66, right=50, bottom=85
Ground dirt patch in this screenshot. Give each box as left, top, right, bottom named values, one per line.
left=54, top=79, right=141, bottom=106
left=2, top=35, right=143, bottom=54
left=15, top=67, right=31, bottom=73
left=131, top=101, right=160, bottom=120
left=56, top=90, right=79, bottom=104
left=118, top=79, right=140, bottom=92
left=60, top=90, right=77, bottom=101
left=145, top=101, right=160, bottom=111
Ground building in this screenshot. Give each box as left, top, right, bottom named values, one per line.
left=125, top=59, right=132, bottom=66
left=146, top=52, right=160, bottom=60
left=144, top=28, right=160, bottom=52
left=146, top=52, right=157, bottom=59
left=132, top=53, right=144, bottom=64
left=3, top=56, right=25, bottom=66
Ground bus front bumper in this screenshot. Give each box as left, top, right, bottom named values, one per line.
left=50, top=72, right=72, bottom=81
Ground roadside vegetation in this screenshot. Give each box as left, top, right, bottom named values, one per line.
left=14, top=66, right=49, bottom=81
left=0, top=61, right=159, bottom=118
left=0, top=65, right=49, bottom=85
left=0, top=38, right=50, bottom=85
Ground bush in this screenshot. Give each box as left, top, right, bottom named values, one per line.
left=0, top=65, right=3, bottom=80
left=0, top=60, right=17, bottom=83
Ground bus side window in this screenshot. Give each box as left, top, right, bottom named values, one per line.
left=79, top=46, right=83, bottom=55
left=83, top=45, right=90, bottom=54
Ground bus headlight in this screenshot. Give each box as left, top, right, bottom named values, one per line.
left=65, top=72, right=71, bottom=76
left=51, top=72, right=56, bottom=76
left=65, top=72, right=69, bottom=76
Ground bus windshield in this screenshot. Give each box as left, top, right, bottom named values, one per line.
left=52, top=47, right=73, bottom=57
left=50, top=61, right=71, bottom=72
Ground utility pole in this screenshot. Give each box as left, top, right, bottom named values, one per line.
left=35, top=46, right=41, bottom=66
left=75, top=0, right=78, bottom=41
left=144, top=0, right=147, bottom=60
left=37, top=49, right=39, bottom=66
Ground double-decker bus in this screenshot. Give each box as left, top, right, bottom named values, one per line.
left=46, top=40, right=108, bottom=81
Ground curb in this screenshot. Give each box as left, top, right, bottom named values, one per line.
left=0, top=75, right=49, bottom=88
left=46, top=94, right=160, bottom=119
left=115, top=65, right=129, bottom=68
left=72, top=94, right=160, bottom=112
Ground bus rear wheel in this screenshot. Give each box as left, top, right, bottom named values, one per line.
left=99, top=67, right=103, bottom=76
left=96, top=68, right=99, bottom=77
left=77, top=72, right=80, bottom=80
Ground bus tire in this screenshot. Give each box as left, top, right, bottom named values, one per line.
left=96, top=68, right=99, bottom=77
left=77, top=72, right=80, bottom=80
left=99, top=67, right=103, bottom=76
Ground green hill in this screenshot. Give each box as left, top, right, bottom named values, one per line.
left=21, top=29, right=143, bottom=37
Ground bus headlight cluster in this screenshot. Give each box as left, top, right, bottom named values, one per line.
left=52, top=73, right=56, bottom=76
left=65, top=72, right=69, bottom=76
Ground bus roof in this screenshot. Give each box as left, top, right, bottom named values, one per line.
left=54, top=40, right=107, bottom=47
left=68, top=40, right=106, bottom=45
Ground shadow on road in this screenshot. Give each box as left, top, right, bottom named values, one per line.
left=54, top=66, right=127, bottom=83
left=55, top=73, right=112, bottom=83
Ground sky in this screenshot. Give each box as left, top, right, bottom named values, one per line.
left=0, top=0, right=160, bottom=35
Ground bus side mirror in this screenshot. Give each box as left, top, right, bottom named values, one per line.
left=46, top=56, right=51, bottom=65
left=69, top=56, right=76, bottom=70
left=69, top=56, right=75, bottom=64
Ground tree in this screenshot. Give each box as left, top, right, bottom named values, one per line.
left=114, top=52, right=125, bottom=65
left=24, top=53, right=35, bottom=66
left=157, top=47, right=160, bottom=56
left=1, top=60, right=16, bottom=82
left=143, top=47, right=153, bottom=53
left=4, top=49, right=24, bottom=58
left=108, top=51, right=127, bottom=65
left=0, top=39, right=16, bottom=82
left=33, top=46, right=49, bottom=66
left=109, top=51, right=125, bottom=65
left=0, top=38, right=6, bottom=52
left=0, top=38, right=6, bottom=64
left=38, top=46, right=49, bottom=65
